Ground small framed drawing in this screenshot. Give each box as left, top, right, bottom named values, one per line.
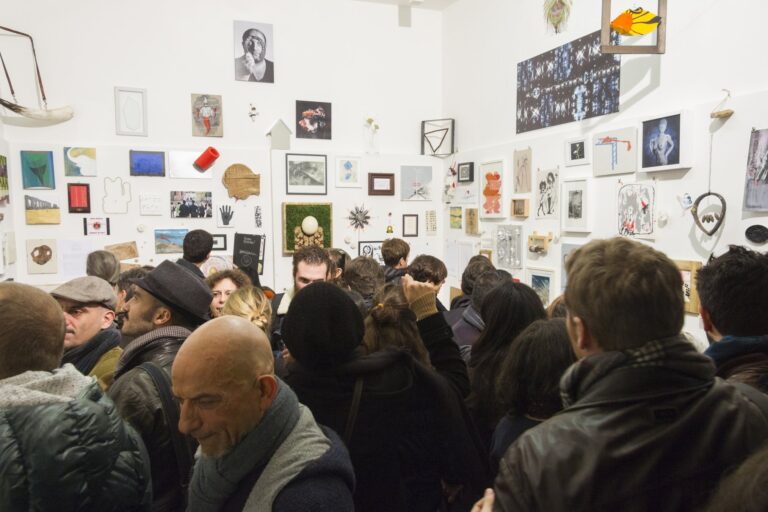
left=286, top=153, right=327, bottom=195
left=402, top=214, right=418, bottom=237
left=512, top=198, right=529, bottom=218
left=564, top=136, right=590, bottom=166
left=336, top=156, right=362, bottom=188
left=561, top=178, right=591, bottom=233
left=526, top=266, right=556, bottom=307
left=640, top=111, right=692, bottom=172
left=359, top=241, right=385, bottom=264
left=457, top=162, right=474, bottom=183
left=114, top=87, right=148, bottom=137
left=67, top=183, right=91, bottom=214
left=211, top=234, right=228, bottom=251
left=368, top=173, right=395, bottom=196
left=674, top=259, right=703, bottom=315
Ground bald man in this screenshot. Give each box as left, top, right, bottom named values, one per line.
left=173, top=316, right=354, bottom=511
left=234, top=27, right=275, bottom=83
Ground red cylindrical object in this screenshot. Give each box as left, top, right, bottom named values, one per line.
left=194, top=147, right=220, bottom=171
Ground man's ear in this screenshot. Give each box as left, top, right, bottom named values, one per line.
left=257, top=375, right=278, bottom=411
left=568, top=315, right=601, bottom=357
left=101, top=309, right=116, bottom=329
left=699, top=306, right=713, bottom=332
left=153, top=306, right=173, bottom=327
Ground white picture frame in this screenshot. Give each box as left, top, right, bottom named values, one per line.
left=336, top=156, right=362, bottom=188
left=564, top=136, right=591, bottom=166
left=526, top=266, right=556, bottom=307
left=640, top=111, right=693, bottom=173
left=593, top=127, right=637, bottom=176
left=114, top=87, right=148, bottom=137
left=561, top=177, right=592, bottom=233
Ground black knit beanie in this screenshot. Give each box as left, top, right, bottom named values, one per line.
left=282, top=282, right=365, bottom=369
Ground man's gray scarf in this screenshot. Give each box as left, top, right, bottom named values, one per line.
left=187, top=379, right=301, bottom=512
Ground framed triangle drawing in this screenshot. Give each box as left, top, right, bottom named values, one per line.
left=421, top=118, right=455, bottom=157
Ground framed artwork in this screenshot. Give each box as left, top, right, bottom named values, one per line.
left=480, top=160, right=504, bottom=218
left=64, top=147, right=97, bottom=177
left=561, top=178, right=591, bottom=232
left=513, top=148, right=532, bottom=194
left=211, top=234, right=228, bottom=251
left=479, top=249, right=493, bottom=262
left=129, top=150, right=166, bottom=177
left=296, top=100, right=331, bottom=139
left=282, top=202, right=333, bottom=253
left=449, top=207, right=462, bottom=229
left=457, top=162, right=474, bottom=183
left=368, top=173, right=395, bottom=196
left=67, top=183, right=91, bottom=214
left=512, top=198, right=530, bottom=218
left=24, top=194, right=60, bottom=225
left=618, top=182, right=655, bottom=238
left=593, top=127, right=638, bottom=176
left=564, top=136, right=590, bottom=166
left=401, top=166, right=432, bottom=201
left=83, top=217, right=110, bottom=236
left=674, top=259, right=703, bottom=315
left=402, top=214, right=419, bottom=237
left=155, top=229, right=189, bottom=254
left=526, top=266, right=556, bottom=306
left=600, top=0, right=667, bottom=55
left=27, top=239, right=58, bottom=274
left=233, top=21, right=275, bottom=83
left=358, top=241, right=385, bottom=264
left=641, top=112, right=692, bottom=172
left=114, top=87, right=148, bottom=137
left=336, top=156, right=362, bottom=188
left=170, top=191, right=213, bottom=218
left=465, top=208, right=479, bottom=235
left=560, top=243, right=582, bottom=292
left=191, top=93, right=223, bottom=137
left=744, top=128, right=768, bottom=211
left=535, top=168, right=559, bottom=219
left=286, top=153, right=327, bottom=195
left=21, top=151, right=55, bottom=189
left=421, top=118, right=455, bottom=156
left=496, top=225, right=524, bottom=270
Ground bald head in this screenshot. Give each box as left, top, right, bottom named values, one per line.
left=0, top=282, right=66, bottom=380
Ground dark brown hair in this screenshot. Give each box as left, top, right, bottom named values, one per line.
left=205, top=268, right=252, bottom=290
left=344, top=256, right=385, bottom=302
left=381, top=238, right=410, bottom=267
left=292, top=246, right=332, bottom=277
left=407, top=255, right=447, bottom=285
left=363, top=284, right=430, bottom=365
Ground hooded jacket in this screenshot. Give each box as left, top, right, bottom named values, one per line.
left=705, top=335, right=768, bottom=393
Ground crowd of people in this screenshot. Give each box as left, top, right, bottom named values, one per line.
left=1, top=229, right=767, bottom=512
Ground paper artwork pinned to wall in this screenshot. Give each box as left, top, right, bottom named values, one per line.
left=218, top=202, right=235, bottom=228
left=105, top=241, right=139, bottom=261
left=618, top=182, right=655, bottom=237
left=27, top=239, right=58, bottom=274
left=444, top=162, right=458, bottom=203
left=425, top=210, right=437, bottom=235
left=593, top=127, right=638, bottom=176
left=543, top=0, right=572, bottom=33
left=401, top=166, right=432, bottom=201
left=358, top=241, right=384, bottom=264
left=465, top=208, right=479, bottom=235
left=21, top=151, right=55, bottom=189
left=233, top=21, right=275, bottom=83
left=421, top=118, right=455, bottom=156
left=139, top=193, right=163, bottom=216
left=674, top=260, right=703, bottom=315
left=496, top=225, right=523, bottom=270
left=191, top=94, right=223, bottom=137
left=154, top=229, right=189, bottom=254
left=64, top=147, right=97, bottom=177
left=103, top=177, right=131, bottom=214
left=169, top=151, right=212, bottom=179
left=455, top=180, right=478, bottom=205
left=25, top=194, right=60, bottom=225
left=3, top=232, right=16, bottom=266
left=254, top=206, right=263, bottom=228
left=336, top=157, right=361, bottom=188
left=83, top=217, right=110, bottom=236
left=743, top=128, right=768, bottom=212
left=296, top=101, right=331, bottom=140
left=517, top=30, right=620, bottom=133
left=0, top=155, right=8, bottom=205
left=535, top=168, right=559, bottom=220
left=513, top=148, right=532, bottom=194
left=449, top=207, right=462, bottom=229
left=480, top=160, right=504, bottom=218
left=170, top=191, right=213, bottom=218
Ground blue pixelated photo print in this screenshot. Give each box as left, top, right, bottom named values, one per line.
left=130, top=150, right=166, bottom=177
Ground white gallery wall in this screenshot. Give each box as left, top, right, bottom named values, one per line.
left=441, top=0, right=768, bottom=347
left=0, top=0, right=446, bottom=288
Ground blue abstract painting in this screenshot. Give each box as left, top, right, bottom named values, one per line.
left=130, top=150, right=166, bottom=177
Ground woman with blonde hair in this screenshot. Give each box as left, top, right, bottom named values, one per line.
left=221, top=285, right=272, bottom=334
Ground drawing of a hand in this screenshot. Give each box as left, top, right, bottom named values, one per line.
left=220, top=205, right=234, bottom=226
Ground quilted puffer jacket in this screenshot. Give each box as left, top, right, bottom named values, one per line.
left=0, top=365, right=152, bottom=511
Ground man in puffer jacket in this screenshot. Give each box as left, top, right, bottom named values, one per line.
left=0, top=282, right=151, bottom=511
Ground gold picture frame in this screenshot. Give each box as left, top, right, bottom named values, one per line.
left=674, top=259, right=702, bottom=315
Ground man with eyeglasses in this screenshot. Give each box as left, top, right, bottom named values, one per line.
left=235, top=27, right=274, bottom=83
left=51, top=275, right=122, bottom=390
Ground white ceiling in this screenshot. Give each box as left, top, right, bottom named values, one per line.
left=354, top=0, right=458, bottom=11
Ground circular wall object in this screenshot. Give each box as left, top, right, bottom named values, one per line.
left=746, top=224, right=768, bottom=244
left=301, top=216, right=319, bottom=235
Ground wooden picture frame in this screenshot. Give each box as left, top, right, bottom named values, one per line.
left=674, top=259, right=702, bottom=315
left=115, top=86, right=148, bottom=136
left=67, top=183, right=91, bottom=214
left=601, top=0, right=667, bottom=54
left=211, top=234, right=228, bottom=251
left=457, top=162, right=474, bottom=183
left=402, top=214, right=419, bottom=237
left=512, top=198, right=529, bottom=218
left=368, top=173, right=395, bottom=196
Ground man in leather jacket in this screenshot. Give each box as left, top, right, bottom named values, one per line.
left=109, top=260, right=213, bottom=511
left=493, top=238, right=768, bottom=512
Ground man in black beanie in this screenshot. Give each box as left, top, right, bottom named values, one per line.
left=282, top=280, right=488, bottom=512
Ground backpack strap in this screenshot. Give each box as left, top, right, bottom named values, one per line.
left=731, top=380, right=768, bottom=423
left=343, top=377, right=364, bottom=445
left=138, top=362, right=196, bottom=502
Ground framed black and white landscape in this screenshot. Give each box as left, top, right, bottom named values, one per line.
left=285, top=153, right=327, bottom=195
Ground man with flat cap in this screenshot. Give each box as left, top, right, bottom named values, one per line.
left=109, top=260, right=213, bottom=512
left=50, top=275, right=122, bottom=390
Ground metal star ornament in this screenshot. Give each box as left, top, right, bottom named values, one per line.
left=348, top=205, right=371, bottom=230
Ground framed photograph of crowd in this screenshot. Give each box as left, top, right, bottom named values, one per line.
left=170, top=191, right=213, bottom=218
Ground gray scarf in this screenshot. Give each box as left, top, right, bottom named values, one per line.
left=187, top=379, right=301, bottom=512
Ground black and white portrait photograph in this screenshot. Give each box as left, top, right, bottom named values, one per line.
left=642, top=113, right=681, bottom=170
left=561, top=178, right=590, bottom=232
left=286, top=153, right=327, bottom=195
left=564, top=136, right=590, bottom=166
left=233, top=21, right=274, bottom=83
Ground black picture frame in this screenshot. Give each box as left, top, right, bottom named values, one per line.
left=67, top=183, right=91, bottom=214
left=285, top=153, right=328, bottom=195
left=402, top=214, right=419, bottom=237
left=457, top=162, right=474, bottom=183
left=211, top=234, right=228, bottom=251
